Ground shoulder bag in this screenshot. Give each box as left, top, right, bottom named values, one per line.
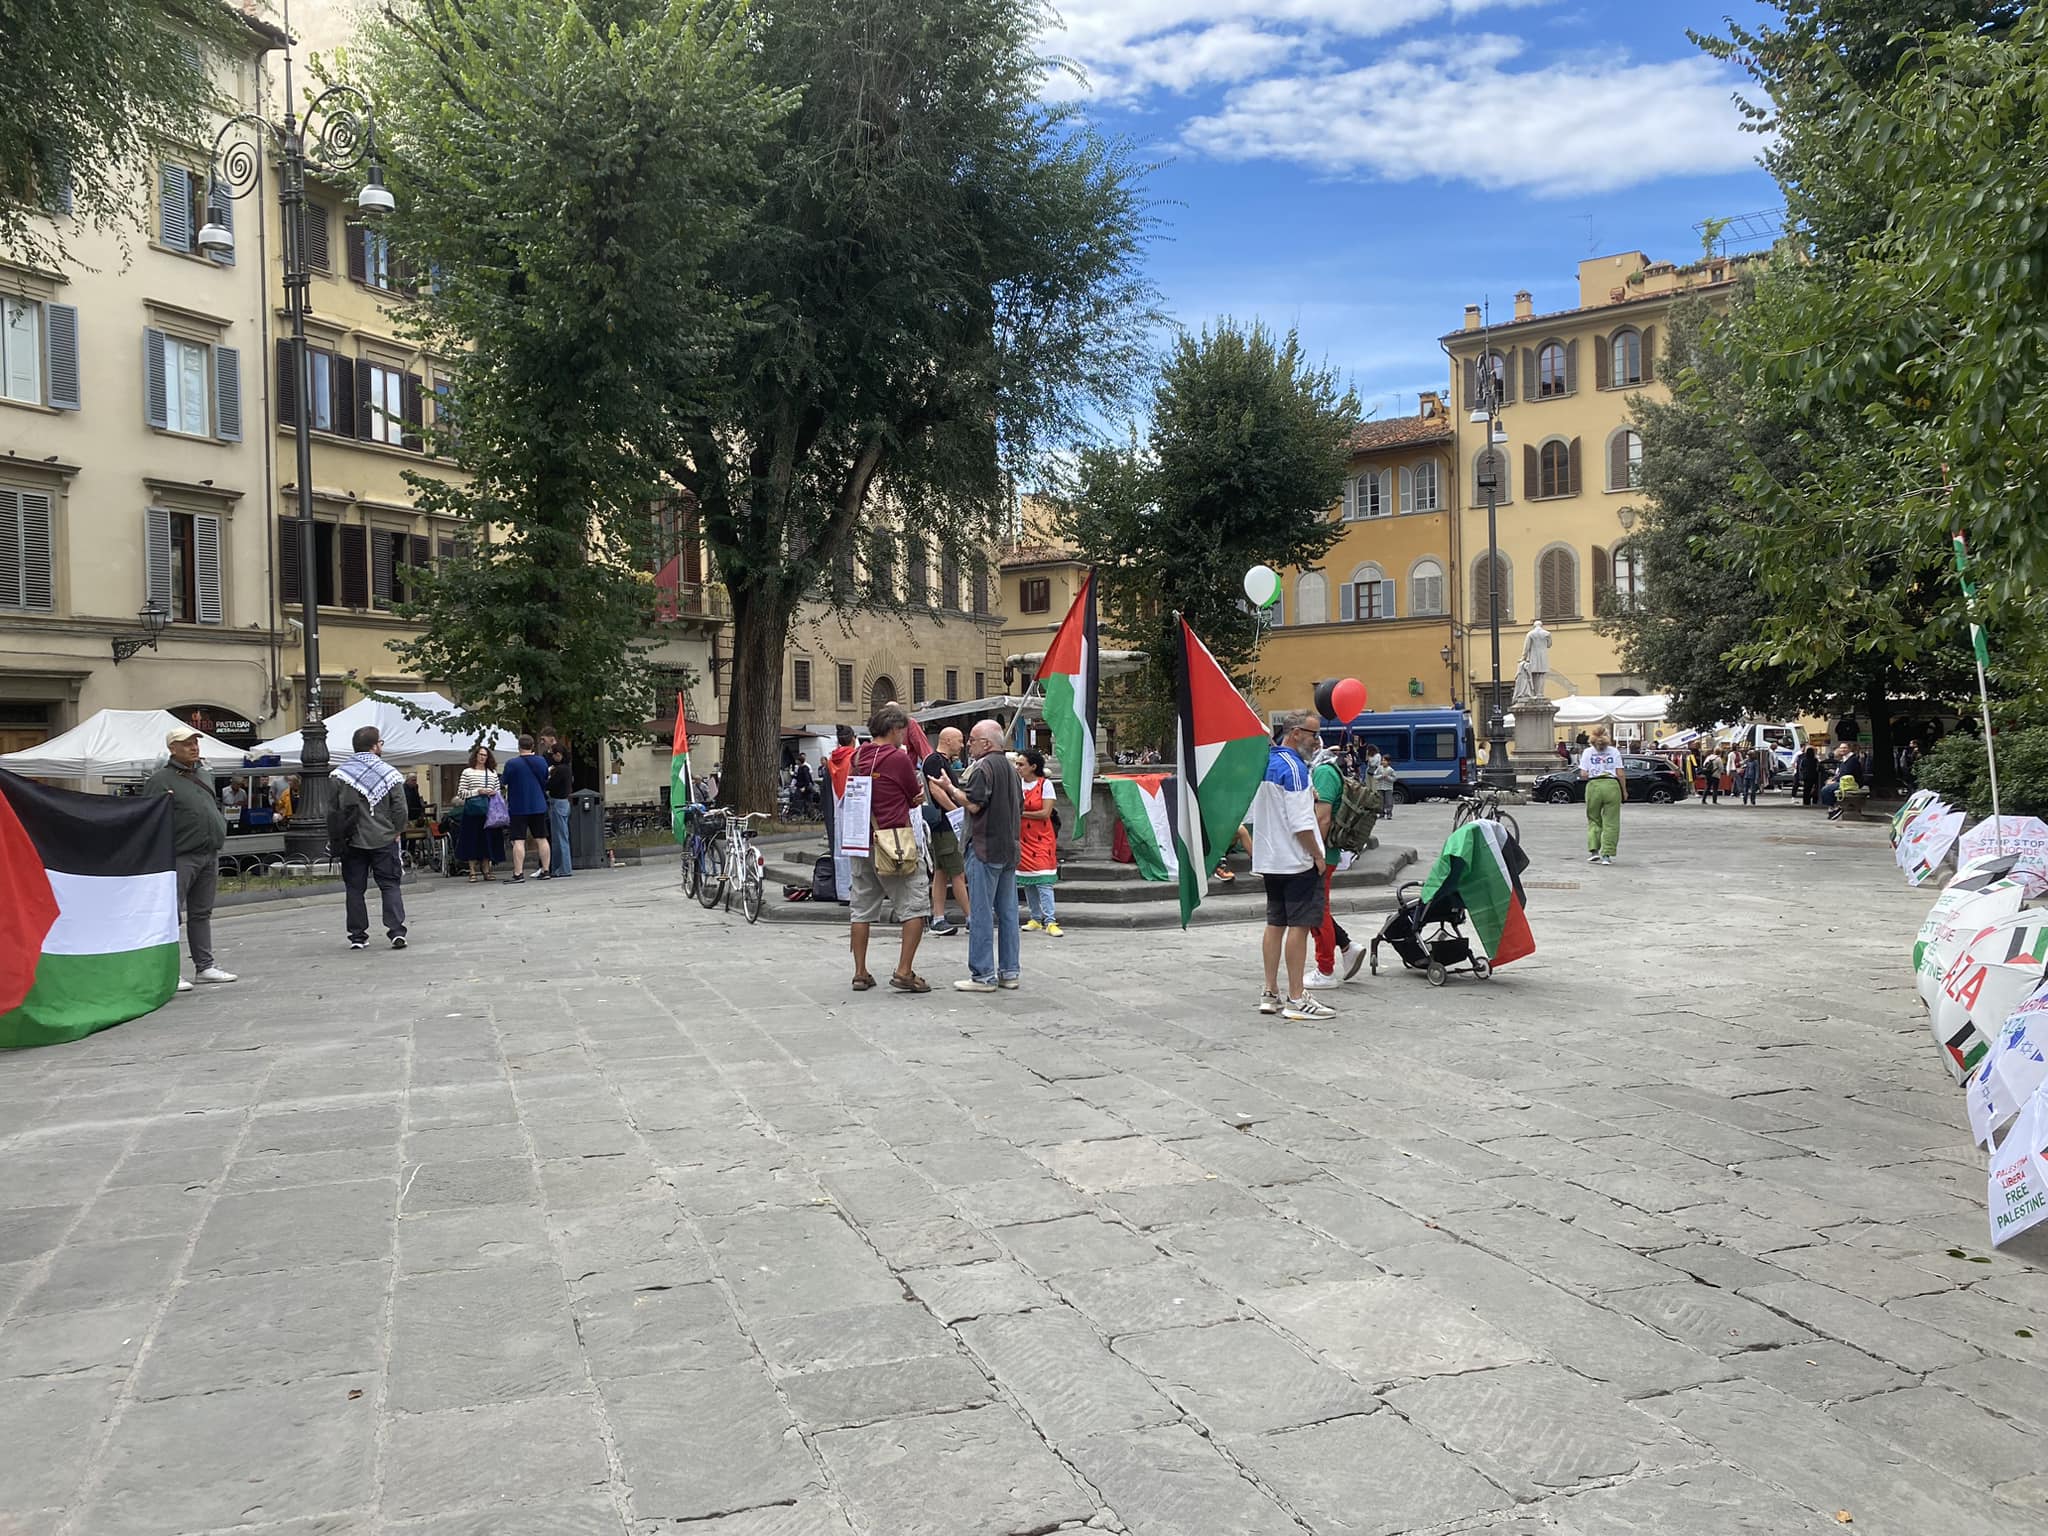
left=857, top=744, right=922, bottom=877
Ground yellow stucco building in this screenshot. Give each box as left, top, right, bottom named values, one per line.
left=1443, top=251, right=1758, bottom=731
left=1260, top=397, right=1460, bottom=718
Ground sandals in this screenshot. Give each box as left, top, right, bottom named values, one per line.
left=889, top=972, right=931, bottom=994
left=1214, top=867, right=1237, bottom=883
left=851, top=974, right=877, bottom=991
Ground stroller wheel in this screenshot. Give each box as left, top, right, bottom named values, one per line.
left=1472, top=956, right=1492, bottom=980
left=1368, top=941, right=1379, bottom=976
left=1425, top=960, right=1448, bottom=987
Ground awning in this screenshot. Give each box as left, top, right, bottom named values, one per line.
left=1554, top=694, right=1671, bottom=727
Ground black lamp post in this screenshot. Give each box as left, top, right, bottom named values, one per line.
left=1471, top=347, right=1513, bottom=789
left=197, top=54, right=392, bottom=863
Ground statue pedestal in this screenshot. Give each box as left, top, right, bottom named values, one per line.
left=1511, top=697, right=1560, bottom=776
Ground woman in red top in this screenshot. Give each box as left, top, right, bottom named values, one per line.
left=848, top=704, right=931, bottom=994
left=1017, top=749, right=1061, bottom=935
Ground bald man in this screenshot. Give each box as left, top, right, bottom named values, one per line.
left=923, top=725, right=971, bottom=935
left=956, top=719, right=1023, bottom=993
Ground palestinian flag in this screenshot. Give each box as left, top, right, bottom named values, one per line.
left=669, top=696, right=693, bottom=839
left=0, top=769, right=178, bottom=1049
left=1040, top=571, right=1099, bottom=835
left=1173, top=616, right=1269, bottom=928
left=1107, top=774, right=1178, bottom=882
left=1420, top=820, right=1535, bottom=968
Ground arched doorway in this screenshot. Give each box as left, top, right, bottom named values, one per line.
left=869, top=675, right=897, bottom=718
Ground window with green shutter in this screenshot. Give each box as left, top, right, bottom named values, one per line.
left=0, top=488, right=56, bottom=611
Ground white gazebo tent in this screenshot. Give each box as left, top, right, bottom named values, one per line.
left=248, top=692, right=518, bottom=768
left=1553, top=694, right=1671, bottom=746
left=0, top=709, right=246, bottom=780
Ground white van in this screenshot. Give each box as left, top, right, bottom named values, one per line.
left=1717, top=722, right=1808, bottom=784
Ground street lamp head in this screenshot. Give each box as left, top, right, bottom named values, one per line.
left=140, top=599, right=170, bottom=638
left=197, top=207, right=235, bottom=257
left=1468, top=408, right=1490, bottom=425
left=356, top=162, right=395, bottom=215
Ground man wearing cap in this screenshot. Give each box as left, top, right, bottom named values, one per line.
left=143, top=727, right=237, bottom=990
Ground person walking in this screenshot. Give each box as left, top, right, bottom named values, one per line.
left=793, top=756, right=816, bottom=819
left=501, top=735, right=552, bottom=882
left=826, top=724, right=858, bottom=905
left=1794, top=744, right=1821, bottom=807
left=1254, top=711, right=1333, bottom=1022
left=1699, top=746, right=1723, bottom=806
left=956, top=719, right=1023, bottom=993
left=1737, top=747, right=1763, bottom=807
left=922, top=726, right=972, bottom=936
left=143, top=726, right=235, bottom=991
left=1579, top=726, right=1626, bottom=865
left=455, top=744, right=502, bottom=882
left=332, top=725, right=410, bottom=951
left=1017, top=749, right=1062, bottom=937
left=540, top=731, right=574, bottom=880
left=1305, top=745, right=1363, bottom=989
left=848, top=704, right=931, bottom=993
left=1370, top=745, right=1397, bottom=821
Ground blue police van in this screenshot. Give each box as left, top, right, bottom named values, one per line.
left=1316, top=707, right=1476, bottom=801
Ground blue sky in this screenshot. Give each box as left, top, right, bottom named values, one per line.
left=1050, top=0, right=1784, bottom=424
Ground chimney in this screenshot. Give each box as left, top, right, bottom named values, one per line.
left=1462, top=304, right=1482, bottom=332
left=1513, top=289, right=1533, bottom=322
left=1418, top=391, right=1443, bottom=419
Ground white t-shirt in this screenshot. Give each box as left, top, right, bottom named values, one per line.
left=1250, top=750, right=1319, bottom=875
left=1579, top=747, right=1623, bottom=780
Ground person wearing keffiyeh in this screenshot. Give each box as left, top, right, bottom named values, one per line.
left=332, top=725, right=410, bottom=951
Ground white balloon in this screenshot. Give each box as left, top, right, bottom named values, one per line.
left=1243, top=564, right=1280, bottom=607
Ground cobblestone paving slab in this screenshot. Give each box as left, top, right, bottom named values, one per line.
left=4, top=801, right=2045, bottom=1534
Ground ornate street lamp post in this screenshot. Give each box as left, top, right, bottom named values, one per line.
left=1471, top=345, right=1513, bottom=789
left=196, top=54, right=392, bottom=863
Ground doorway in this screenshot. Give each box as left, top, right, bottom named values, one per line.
left=869, top=675, right=897, bottom=717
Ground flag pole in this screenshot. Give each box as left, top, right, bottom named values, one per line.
left=1952, top=529, right=2002, bottom=847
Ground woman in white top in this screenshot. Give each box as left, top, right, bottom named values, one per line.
left=455, top=745, right=503, bottom=882
left=1578, top=726, right=1627, bottom=865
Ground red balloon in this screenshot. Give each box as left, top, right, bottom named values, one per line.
left=1331, top=678, right=1367, bottom=720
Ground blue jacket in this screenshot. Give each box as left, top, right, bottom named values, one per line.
left=502, top=751, right=550, bottom=815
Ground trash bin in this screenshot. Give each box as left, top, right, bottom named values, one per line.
left=570, top=789, right=605, bottom=870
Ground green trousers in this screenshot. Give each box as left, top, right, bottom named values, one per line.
left=1585, top=776, right=1622, bottom=856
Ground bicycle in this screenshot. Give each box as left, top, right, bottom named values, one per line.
left=695, top=809, right=771, bottom=923
left=677, top=803, right=713, bottom=899
left=1451, top=787, right=1520, bottom=843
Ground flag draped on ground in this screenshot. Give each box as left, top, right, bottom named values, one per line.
left=1040, top=571, right=1099, bottom=835
left=1107, top=774, right=1178, bottom=882
left=1173, top=617, right=1268, bottom=928
left=0, top=769, right=178, bottom=1049
left=1420, top=820, right=1535, bottom=968
left=669, top=697, right=692, bottom=840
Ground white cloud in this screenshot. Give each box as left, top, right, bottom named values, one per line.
left=1047, top=0, right=1554, bottom=101
left=1180, top=35, right=1759, bottom=195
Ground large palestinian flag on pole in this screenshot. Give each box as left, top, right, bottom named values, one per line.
left=1173, top=616, right=1269, bottom=928
left=1040, top=571, right=1098, bottom=835
left=0, top=769, right=179, bottom=1049
left=669, top=695, right=693, bottom=839
left=1420, top=820, right=1535, bottom=968
left=1107, top=774, right=1178, bottom=882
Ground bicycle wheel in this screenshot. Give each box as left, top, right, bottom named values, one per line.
left=679, top=841, right=698, bottom=897
left=696, top=841, right=725, bottom=908
left=1493, top=809, right=1521, bottom=842
left=1452, top=801, right=1475, bottom=829
left=741, top=866, right=764, bottom=924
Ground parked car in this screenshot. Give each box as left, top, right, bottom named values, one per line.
left=1531, top=755, right=1690, bottom=805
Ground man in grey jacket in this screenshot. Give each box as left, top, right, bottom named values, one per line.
left=142, top=725, right=235, bottom=990
left=332, top=725, right=410, bottom=951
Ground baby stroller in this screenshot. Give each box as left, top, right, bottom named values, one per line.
left=1370, top=880, right=1494, bottom=986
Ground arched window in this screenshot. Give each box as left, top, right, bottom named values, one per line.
left=1401, top=459, right=1441, bottom=513
left=1410, top=558, right=1445, bottom=616
left=1538, top=439, right=1573, bottom=499
left=1471, top=552, right=1513, bottom=623
left=1537, top=341, right=1568, bottom=398
left=1612, top=542, right=1646, bottom=607
left=1611, top=328, right=1643, bottom=387
left=1472, top=447, right=1510, bottom=505
left=1346, top=470, right=1390, bottom=520
left=1342, top=563, right=1393, bottom=622
left=1295, top=571, right=1328, bottom=626
left=1537, top=546, right=1579, bottom=620
left=1607, top=428, right=1643, bottom=491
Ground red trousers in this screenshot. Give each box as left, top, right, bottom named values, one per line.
left=1314, top=863, right=1350, bottom=974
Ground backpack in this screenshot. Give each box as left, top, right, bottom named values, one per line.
left=1327, top=774, right=1381, bottom=855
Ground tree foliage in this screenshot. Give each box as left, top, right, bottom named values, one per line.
left=355, top=0, right=786, bottom=747
left=1, top=0, right=255, bottom=269
left=1056, top=321, right=1357, bottom=738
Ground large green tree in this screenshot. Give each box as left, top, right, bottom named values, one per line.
left=674, top=0, right=1155, bottom=811
left=355, top=0, right=785, bottom=747
left=1056, top=320, right=1356, bottom=739
left=1, top=0, right=258, bottom=269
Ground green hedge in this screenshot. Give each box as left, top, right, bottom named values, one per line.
left=1917, top=728, right=2048, bottom=819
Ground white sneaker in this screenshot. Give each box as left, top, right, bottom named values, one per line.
left=1587, top=853, right=1601, bottom=863
left=194, top=967, right=238, bottom=984
left=176, top=977, right=193, bottom=993
left=1600, top=856, right=1614, bottom=865
left=1282, top=995, right=1336, bottom=1022
left=1304, top=968, right=1343, bottom=990
left=1340, top=944, right=1367, bottom=980
left=1258, top=991, right=1282, bottom=1015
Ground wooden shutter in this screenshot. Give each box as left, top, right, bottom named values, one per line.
left=193, top=513, right=222, bottom=623
left=206, top=179, right=234, bottom=266
left=1523, top=444, right=1539, bottom=497
left=1640, top=324, right=1656, bottom=384
left=1563, top=339, right=1578, bottom=394
left=45, top=303, right=79, bottom=411
left=274, top=338, right=297, bottom=425
left=1609, top=432, right=1629, bottom=491
left=1379, top=578, right=1396, bottom=620
left=346, top=225, right=367, bottom=283
left=339, top=523, right=369, bottom=607
left=278, top=515, right=304, bottom=606
left=1471, top=556, right=1489, bottom=621
left=0, top=490, right=20, bottom=607
left=1339, top=581, right=1356, bottom=622
left=1592, top=333, right=1609, bottom=389
left=1593, top=545, right=1611, bottom=613
left=372, top=529, right=395, bottom=605
left=20, top=491, right=53, bottom=609
left=410, top=534, right=430, bottom=571
left=143, top=328, right=169, bottom=429
left=1499, top=349, right=1516, bottom=404
left=1567, top=436, right=1582, bottom=496
left=213, top=344, right=242, bottom=442
left=1521, top=348, right=1537, bottom=400
left=331, top=356, right=356, bottom=438
left=1462, top=356, right=1478, bottom=410
left=401, top=373, right=424, bottom=452
left=304, top=205, right=330, bottom=272
left=355, top=360, right=373, bottom=441
left=145, top=507, right=173, bottom=613
left=159, top=165, right=191, bottom=251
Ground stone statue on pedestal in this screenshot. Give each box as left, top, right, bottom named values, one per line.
left=1512, top=621, right=1552, bottom=702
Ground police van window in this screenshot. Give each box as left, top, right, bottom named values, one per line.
left=1414, top=730, right=1458, bottom=762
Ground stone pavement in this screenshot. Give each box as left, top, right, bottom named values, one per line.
left=1, top=796, right=2044, bottom=1535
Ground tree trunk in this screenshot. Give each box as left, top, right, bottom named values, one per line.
left=722, top=583, right=795, bottom=814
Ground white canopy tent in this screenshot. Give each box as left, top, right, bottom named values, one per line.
left=1554, top=694, right=1672, bottom=728
left=248, top=692, right=518, bottom=768
left=0, top=709, right=246, bottom=779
